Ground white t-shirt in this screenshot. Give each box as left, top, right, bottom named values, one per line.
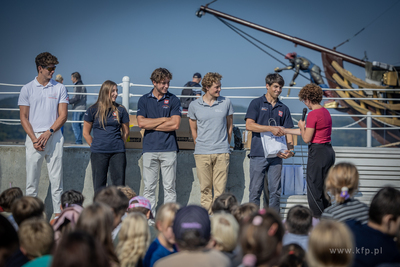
left=18, top=77, right=69, bottom=132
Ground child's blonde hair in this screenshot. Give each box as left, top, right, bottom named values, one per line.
left=307, top=220, right=354, bottom=267
left=325, top=162, right=359, bottom=204
left=116, top=212, right=151, bottom=267
left=19, top=218, right=54, bottom=259
left=210, top=212, right=239, bottom=252
left=155, top=202, right=181, bottom=230
left=117, top=186, right=137, bottom=200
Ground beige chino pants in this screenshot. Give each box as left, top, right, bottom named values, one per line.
left=194, top=153, right=230, bottom=214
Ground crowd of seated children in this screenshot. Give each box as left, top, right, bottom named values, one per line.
left=2, top=169, right=400, bottom=267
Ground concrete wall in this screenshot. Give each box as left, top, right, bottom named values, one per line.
left=2, top=145, right=399, bottom=219
left=0, top=145, right=253, bottom=218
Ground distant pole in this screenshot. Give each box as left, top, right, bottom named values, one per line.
left=367, top=111, right=372, bottom=147
left=122, top=76, right=130, bottom=112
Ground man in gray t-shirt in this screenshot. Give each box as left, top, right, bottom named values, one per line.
left=188, top=72, right=233, bottom=214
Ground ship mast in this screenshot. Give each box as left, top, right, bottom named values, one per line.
left=197, top=5, right=366, bottom=68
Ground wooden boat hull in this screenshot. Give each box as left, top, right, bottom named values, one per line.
left=322, top=56, right=400, bottom=147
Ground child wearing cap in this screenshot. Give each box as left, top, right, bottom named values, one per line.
left=144, top=203, right=181, bottom=267
left=154, top=205, right=230, bottom=267
left=128, top=196, right=154, bottom=220
left=127, top=196, right=158, bottom=242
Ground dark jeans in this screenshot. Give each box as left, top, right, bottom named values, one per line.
left=249, top=156, right=282, bottom=213
left=91, top=152, right=126, bottom=192
left=307, top=143, right=335, bottom=217
left=72, top=112, right=84, bottom=144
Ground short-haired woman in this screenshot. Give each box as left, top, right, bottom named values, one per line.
left=284, top=83, right=335, bottom=217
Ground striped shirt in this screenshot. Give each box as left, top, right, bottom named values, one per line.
left=321, top=198, right=369, bottom=224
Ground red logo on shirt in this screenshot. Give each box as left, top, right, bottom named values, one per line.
left=164, top=99, right=169, bottom=104
left=278, top=111, right=283, bottom=117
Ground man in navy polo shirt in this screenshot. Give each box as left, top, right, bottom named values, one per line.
left=245, top=73, right=294, bottom=213
left=137, top=68, right=181, bottom=216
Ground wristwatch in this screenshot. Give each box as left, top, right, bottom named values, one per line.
left=290, top=150, right=296, bottom=155
left=49, top=128, right=54, bottom=135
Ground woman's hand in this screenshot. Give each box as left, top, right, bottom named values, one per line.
left=298, top=120, right=305, bottom=131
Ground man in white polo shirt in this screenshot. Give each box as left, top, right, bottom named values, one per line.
left=18, top=52, right=69, bottom=216
left=188, top=72, right=233, bottom=214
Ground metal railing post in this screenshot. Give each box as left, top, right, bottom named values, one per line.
left=367, top=111, right=372, bottom=147
left=122, top=76, right=130, bottom=110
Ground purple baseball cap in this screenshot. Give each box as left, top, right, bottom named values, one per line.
left=173, top=205, right=210, bottom=241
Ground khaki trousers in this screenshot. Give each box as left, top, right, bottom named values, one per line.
left=194, top=153, right=230, bottom=214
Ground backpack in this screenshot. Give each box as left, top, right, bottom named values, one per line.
left=180, top=82, right=197, bottom=109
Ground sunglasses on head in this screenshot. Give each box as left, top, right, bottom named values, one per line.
left=42, top=65, right=56, bottom=72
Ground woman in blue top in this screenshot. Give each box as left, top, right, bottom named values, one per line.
left=83, top=80, right=129, bottom=191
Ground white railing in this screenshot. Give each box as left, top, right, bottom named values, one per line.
left=1, top=77, right=399, bottom=148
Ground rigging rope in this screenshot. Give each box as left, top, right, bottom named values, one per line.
left=333, top=0, right=400, bottom=50
left=214, top=16, right=339, bottom=86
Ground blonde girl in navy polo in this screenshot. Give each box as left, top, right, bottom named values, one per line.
left=83, top=80, right=130, bottom=192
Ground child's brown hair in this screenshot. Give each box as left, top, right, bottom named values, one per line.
left=240, top=209, right=284, bottom=266
left=19, top=218, right=54, bottom=259
left=11, top=196, right=45, bottom=225
left=0, top=187, right=23, bottom=211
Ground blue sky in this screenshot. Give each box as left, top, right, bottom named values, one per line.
left=1, top=0, right=399, bottom=115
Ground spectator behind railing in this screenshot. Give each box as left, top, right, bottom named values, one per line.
left=69, top=72, right=86, bottom=145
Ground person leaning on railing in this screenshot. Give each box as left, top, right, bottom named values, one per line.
left=284, top=83, right=335, bottom=218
